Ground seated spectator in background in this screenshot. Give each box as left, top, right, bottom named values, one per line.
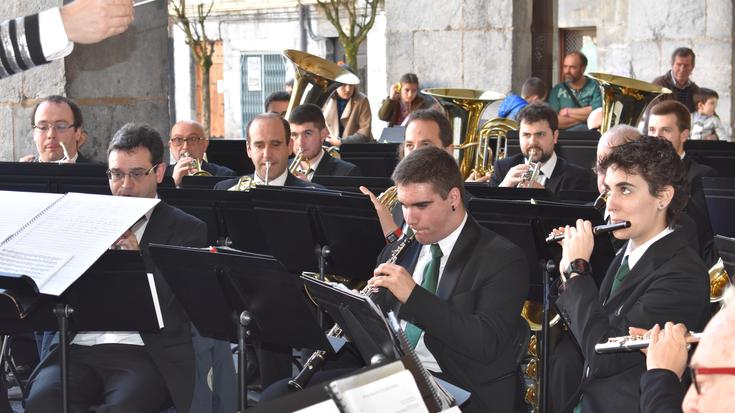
left=378, top=73, right=431, bottom=126
left=498, top=77, right=548, bottom=121
left=490, top=103, right=596, bottom=194
left=20, top=95, right=90, bottom=163
left=288, top=103, right=361, bottom=180
left=548, top=51, right=602, bottom=131
left=166, top=120, right=235, bottom=187
left=322, top=65, right=373, bottom=146
left=691, top=88, right=730, bottom=141
left=653, top=47, right=700, bottom=113
left=264, top=91, right=291, bottom=117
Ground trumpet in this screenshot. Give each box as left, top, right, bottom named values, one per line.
left=518, top=149, right=541, bottom=187
left=181, top=151, right=212, bottom=177
left=545, top=221, right=631, bottom=244
left=289, top=149, right=311, bottom=176
left=393, top=82, right=402, bottom=94
left=595, top=331, right=702, bottom=353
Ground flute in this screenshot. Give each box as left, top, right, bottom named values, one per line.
left=595, top=332, right=702, bottom=353
left=545, top=221, right=631, bottom=244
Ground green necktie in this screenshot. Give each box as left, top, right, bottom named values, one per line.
left=405, top=226, right=414, bottom=237
left=609, top=255, right=630, bottom=297
left=405, top=243, right=443, bottom=349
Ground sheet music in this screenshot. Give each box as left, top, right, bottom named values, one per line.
left=0, top=191, right=62, bottom=243
left=293, top=400, right=340, bottom=413
left=0, top=192, right=159, bottom=295
left=336, top=369, right=428, bottom=413
left=146, top=273, right=165, bottom=329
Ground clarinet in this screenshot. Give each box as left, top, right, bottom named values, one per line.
left=288, top=233, right=416, bottom=391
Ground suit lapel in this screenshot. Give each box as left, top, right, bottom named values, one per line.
left=435, top=217, right=480, bottom=300
left=544, top=157, right=564, bottom=193
left=314, top=153, right=333, bottom=176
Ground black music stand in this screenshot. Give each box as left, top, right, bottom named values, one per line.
left=0, top=251, right=160, bottom=413
left=158, top=187, right=228, bottom=246
left=180, top=175, right=232, bottom=189
left=0, top=161, right=110, bottom=194
left=463, top=184, right=555, bottom=201
left=702, top=177, right=735, bottom=237
left=205, top=140, right=254, bottom=176
left=338, top=143, right=400, bottom=177
left=148, top=244, right=334, bottom=412
left=379, top=126, right=406, bottom=143
left=312, top=176, right=393, bottom=194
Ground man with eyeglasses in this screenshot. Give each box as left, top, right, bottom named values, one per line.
left=165, top=120, right=235, bottom=187
left=637, top=290, right=735, bottom=413
left=20, top=95, right=91, bottom=163
left=25, top=123, right=237, bottom=412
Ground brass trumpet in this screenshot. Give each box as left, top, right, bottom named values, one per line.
left=377, top=186, right=399, bottom=210
left=182, top=151, right=212, bottom=177
left=709, top=258, right=732, bottom=303
left=518, top=149, right=541, bottom=187
left=289, top=149, right=311, bottom=176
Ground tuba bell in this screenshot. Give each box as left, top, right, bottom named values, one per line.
left=587, top=73, right=672, bottom=134
left=473, top=117, right=518, bottom=177
left=422, top=88, right=505, bottom=179
left=282, top=49, right=360, bottom=118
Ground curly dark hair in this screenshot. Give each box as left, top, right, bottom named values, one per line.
left=597, top=135, right=689, bottom=226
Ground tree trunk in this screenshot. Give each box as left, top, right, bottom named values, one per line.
left=344, top=44, right=358, bottom=73
left=201, top=65, right=211, bottom=136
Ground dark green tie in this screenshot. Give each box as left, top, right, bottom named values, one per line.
left=405, top=243, right=443, bottom=349
left=609, top=255, right=630, bottom=297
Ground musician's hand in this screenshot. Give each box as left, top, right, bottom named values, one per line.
left=559, top=219, right=594, bottom=276
left=293, top=170, right=309, bottom=182
left=19, top=154, right=36, bottom=162
left=466, top=171, right=491, bottom=183
left=325, top=135, right=342, bottom=147
left=360, top=186, right=400, bottom=237
left=389, top=85, right=400, bottom=101
left=172, top=156, right=196, bottom=187
left=499, top=163, right=529, bottom=187
left=519, top=179, right=544, bottom=189
left=369, top=263, right=416, bottom=304
left=645, top=322, right=689, bottom=379
left=112, top=230, right=140, bottom=250
left=61, top=0, right=135, bottom=44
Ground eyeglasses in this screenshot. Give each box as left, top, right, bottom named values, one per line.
left=690, top=367, right=735, bottom=395
left=170, top=136, right=207, bottom=146
left=32, top=122, right=76, bottom=133
left=106, top=164, right=159, bottom=182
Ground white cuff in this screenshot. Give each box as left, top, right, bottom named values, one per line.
left=38, top=7, right=73, bottom=61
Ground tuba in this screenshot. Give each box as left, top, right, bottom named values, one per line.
left=587, top=73, right=672, bottom=134
left=422, top=88, right=505, bottom=179
left=473, top=117, right=518, bottom=177
left=282, top=49, right=360, bottom=118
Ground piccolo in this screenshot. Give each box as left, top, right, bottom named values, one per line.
left=545, top=221, right=631, bottom=244
left=595, top=332, right=702, bottom=353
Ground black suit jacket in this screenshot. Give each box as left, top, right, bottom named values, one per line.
left=682, top=155, right=718, bottom=267
left=489, top=153, right=596, bottom=194
left=554, top=230, right=709, bottom=413
left=375, top=216, right=529, bottom=413
left=165, top=161, right=235, bottom=178
left=213, top=172, right=323, bottom=190
left=312, top=153, right=361, bottom=177
left=639, top=369, right=686, bottom=413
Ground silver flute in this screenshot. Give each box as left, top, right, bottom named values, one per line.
left=595, top=332, right=702, bottom=353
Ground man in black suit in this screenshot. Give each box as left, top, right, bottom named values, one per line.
left=648, top=100, right=717, bottom=267
left=165, top=120, right=235, bottom=187
left=369, top=146, right=530, bottom=413
left=214, top=113, right=322, bottom=190
left=489, top=102, right=595, bottom=194
left=20, top=95, right=93, bottom=163
left=25, top=122, right=235, bottom=412
left=550, top=136, right=709, bottom=413
left=288, top=103, right=361, bottom=180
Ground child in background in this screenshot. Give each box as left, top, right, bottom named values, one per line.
left=691, top=88, right=730, bottom=141
left=498, top=77, right=548, bottom=121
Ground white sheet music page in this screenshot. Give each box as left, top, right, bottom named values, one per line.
left=338, top=369, right=428, bottom=413
left=0, top=192, right=159, bottom=295
left=0, top=191, right=62, bottom=243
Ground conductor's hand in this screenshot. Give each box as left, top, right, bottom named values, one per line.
left=61, top=0, right=135, bottom=44
left=645, top=322, right=689, bottom=379
left=369, top=263, right=416, bottom=304
left=112, top=230, right=140, bottom=251
left=558, top=219, right=594, bottom=278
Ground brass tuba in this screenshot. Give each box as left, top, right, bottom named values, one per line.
left=587, top=73, right=672, bottom=134
left=473, top=117, right=518, bottom=176
left=422, top=88, right=505, bottom=179
left=282, top=49, right=360, bottom=118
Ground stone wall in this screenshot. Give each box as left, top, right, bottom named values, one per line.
left=0, top=0, right=171, bottom=162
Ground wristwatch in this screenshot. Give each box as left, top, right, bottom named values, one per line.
left=385, top=227, right=402, bottom=244
left=564, top=258, right=592, bottom=278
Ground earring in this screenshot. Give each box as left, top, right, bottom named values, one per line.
left=451, top=205, right=456, bottom=212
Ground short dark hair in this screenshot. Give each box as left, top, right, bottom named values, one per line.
left=650, top=100, right=691, bottom=132
left=107, top=123, right=164, bottom=165
left=264, top=91, right=291, bottom=112
left=565, top=51, right=588, bottom=68
left=693, top=88, right=719, bottom=107
left=671, top=47, right=696, bottom=66
left=392, top=146, right=465, bottom=204
left=405, top=109, right=453, bottom=148
left=597, top=135, right=688, bottom=226
left=288, top=103, right=326, bottom=129
left=521, top=77, right=548, bottom=99
left=399, top=73, right=419, bottom=85
left=31, top=95, right=83, bottom=128
left=518, top=102, right=559, bottom=131
left=246, top=112, right=291, bottom=144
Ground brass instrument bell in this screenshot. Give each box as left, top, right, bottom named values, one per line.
left=709, top=257, right=732, bottom=303
left=182, top=151, right=212, bottom=177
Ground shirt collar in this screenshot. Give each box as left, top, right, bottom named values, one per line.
left=539, top=151, right=557, bottom=179
left=254, top=168, right=288, bottom=186
left=623, top=227, right=673, bottom=269
left=431, top=212, right=468, bottom=261
left=307, top=149, right=325, bottom=180
left=669, top=71, right=691, bottom=88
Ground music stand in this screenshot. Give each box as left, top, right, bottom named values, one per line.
left=0, top=162, right=110, bottom=194
left=148, top=244, right=334, bottom=412
left=463, top=184, right=555, bottom=202
left=379, top=126, right=406, bottom=143
left=339, top=143, right=400, bottom=177
left=0, top=251, right=160, bottom=413
left=312, top=176, right=393, bottom=194
left=158, top=187, right=227, bottom=246
left=702, top=177, right=735, bottom=237
left=205, top=140, right=255, bottom=176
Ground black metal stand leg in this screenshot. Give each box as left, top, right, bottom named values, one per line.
left=316, top=245, right=331, bottom=329
left=53, top=304, right=74, bottom=413
left=541, top=259, right=556, bottom=413
left=237, top=311, right=251, bottom=413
